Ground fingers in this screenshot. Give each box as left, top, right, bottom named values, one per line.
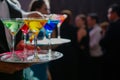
left=15, top=63, right=32, bottom=71
left=26, top=45, right=34, bottom=50
left=27, top=11, right=43, bottom=18
left=26, top=45, right=41, bottom=50
left=16, top=40, right=24, bottom=50
left=27, top=14, right=42, bottom=18
left=0, top=62, right=32, bottom=74
left=16, top=40, right=41, bottom=51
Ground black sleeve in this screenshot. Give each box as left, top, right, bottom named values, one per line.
left=15, top=30, right=23, bottom=48
left=0, top=20, right=10, bottom=53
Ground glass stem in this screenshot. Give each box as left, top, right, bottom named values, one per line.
left=43, top=28, right=47, bottom=40
left=48, top=33, right=52, bottom=59
left=34, top=35, right=39, bottom=59
left=23, top=34, right=27, bottom=55
left=11, top=35, right=15, bottom=57
left=57, top=23, right=61, bottom=39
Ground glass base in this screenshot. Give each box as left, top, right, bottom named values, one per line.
left=32, top=53, right=40, bottom=61
left=9, top=53, right=22, bottom=61
left=57, top=36, right=61, bottom=39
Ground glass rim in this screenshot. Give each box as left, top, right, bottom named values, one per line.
left=0, top=18, right=49, bottom=21
left=0, top=18, right=24, bottom=21
left=23, top=17, right=48, bottom=20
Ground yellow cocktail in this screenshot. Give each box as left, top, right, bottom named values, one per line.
left=24, top=19, right=47, bottom=42
left=24, top=18, right=47, bottom=60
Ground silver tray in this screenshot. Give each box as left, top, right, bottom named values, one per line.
left=28, top=38, right=71, bottom=46
left=0, top=50, right=63, bottom=64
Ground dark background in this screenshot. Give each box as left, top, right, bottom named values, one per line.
left=19, top=0, right=120, bottom=22
left=50, top=0, right=120, bottom=22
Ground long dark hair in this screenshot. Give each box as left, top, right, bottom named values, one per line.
left=109, top=4, right=120, bottom=17
left=29, top=0, right=45, bottom=11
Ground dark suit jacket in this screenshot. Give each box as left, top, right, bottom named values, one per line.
left=0, top=1, right=22, bottom=53
left=101, top=19, right=120, bottom=63
left=0, top=1, right=23, bottom=80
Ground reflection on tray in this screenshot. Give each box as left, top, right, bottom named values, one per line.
left=0, top=50, right=63, bottom=64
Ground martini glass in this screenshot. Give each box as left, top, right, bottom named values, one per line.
left=42, top=14, right=52, bottom=40
left=24, top=18, right=47, bottom=61
left=1, top=18, right=24, bottom=61
left=44, top=19, right=60, bottom=59
left=21, top=24, right=29, bottom=60
left=54, top=14, right=67, bottom=39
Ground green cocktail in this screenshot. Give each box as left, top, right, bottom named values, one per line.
left=2, top=18, right=24, bottom=61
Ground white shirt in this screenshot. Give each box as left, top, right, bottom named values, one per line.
left=0, top=0, right=12, bottom=49
left=0, top=0, right=10, bottom=18
left=89, top=24, right=103, bottom=57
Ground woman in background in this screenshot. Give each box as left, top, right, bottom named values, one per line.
left=75, top=14, right=89, bottom=62
left=75, top=14, right=90, bottom=80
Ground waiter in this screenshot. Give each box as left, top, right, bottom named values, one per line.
left=0, top=0, right=41, bottom=80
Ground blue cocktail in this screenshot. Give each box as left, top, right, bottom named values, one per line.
left=44, top=20, right=59, bottom=35
left=44, top=20, right=60, bottom=59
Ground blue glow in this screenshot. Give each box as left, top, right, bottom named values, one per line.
left=44, top=20, right=60, bottom=35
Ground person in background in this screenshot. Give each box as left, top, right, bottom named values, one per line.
left=75, top=14, right=86, bottom=29
left=100, top=21, right=109, bottom=37
left=60, top=10, right=76, bottom=43
left=29, top=0, right=49, bottom=40
left=75, top=14, right=90, bottom=80
left=87, top=13, right=103, bottom=59
left=99, top=22, right=109, bottom=56
left=87, top=13, right=103, bottom=80
left=23, top=0, right=51, bottom=80
left=75, top=14, right=89, bottom=62
left=101, top=4, right=120, bottom=80
left=49, top=10, right=78, bottom=80
left=29, top=0, right=49, bottom=14
left=0, top=0, right=42, bottom=80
